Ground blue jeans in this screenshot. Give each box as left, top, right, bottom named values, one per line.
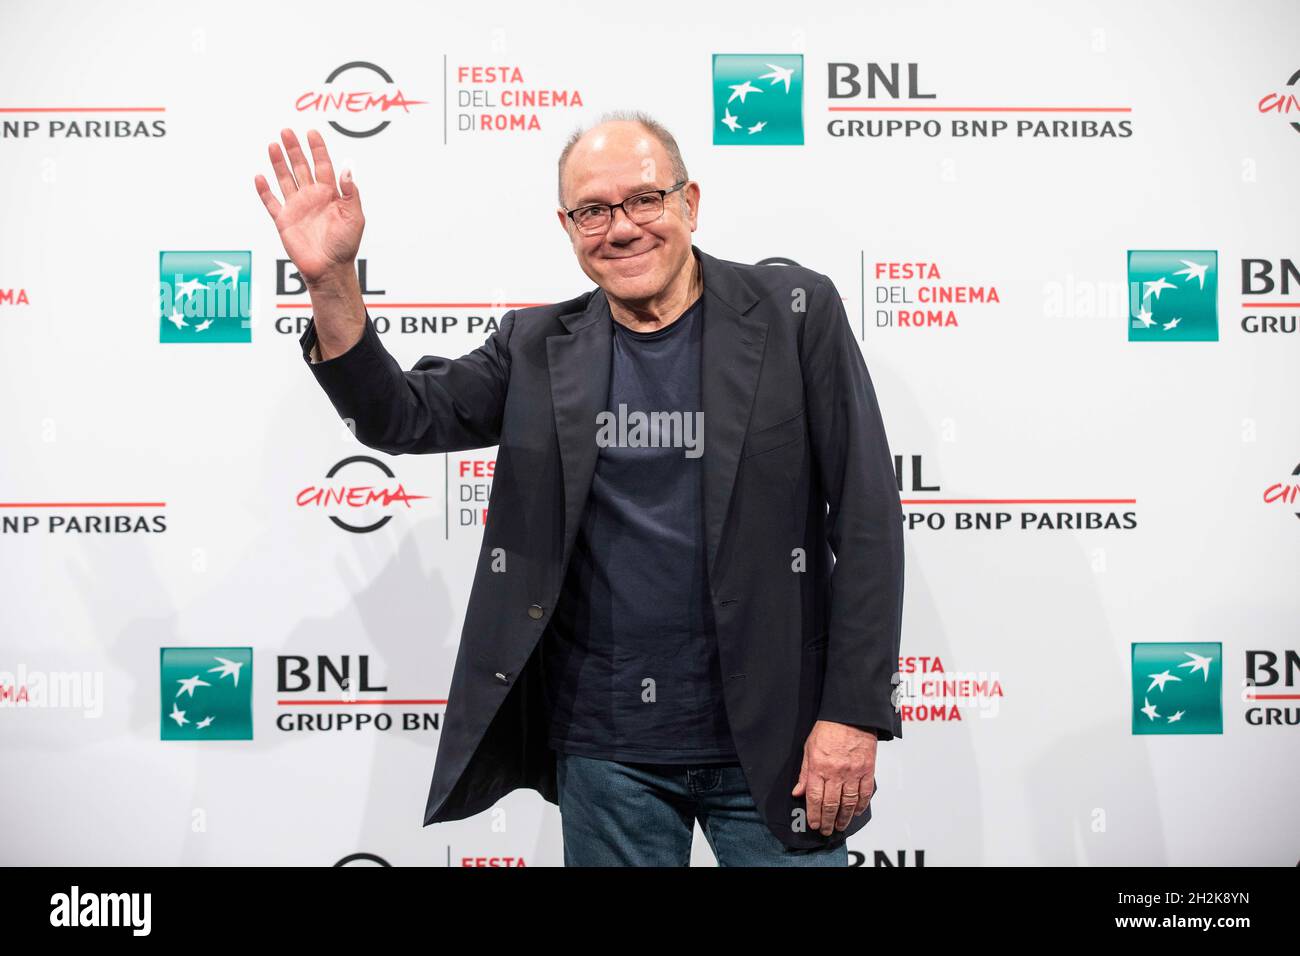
left=555, top=752, right=848, bottom=867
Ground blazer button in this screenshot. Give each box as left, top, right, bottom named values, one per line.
left=527, top=604, right=544, bottom=620
left=494, top=672, right=510, bottom=684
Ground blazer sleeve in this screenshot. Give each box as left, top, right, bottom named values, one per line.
left=298, top=308, right=517, bottom=455
left=800, top=273, right=905, bottom=740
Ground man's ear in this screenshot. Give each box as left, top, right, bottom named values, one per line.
left=684, top=182, right=701, bottom=231
left=556, top=207, right=573, bottom=238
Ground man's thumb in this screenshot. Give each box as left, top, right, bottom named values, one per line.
left=340, top=168, right=358, bottom=202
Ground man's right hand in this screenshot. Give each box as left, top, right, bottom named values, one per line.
left=254, top=128, right=367, bottom=359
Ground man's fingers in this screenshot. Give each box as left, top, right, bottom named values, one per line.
left=853, top=775, right=873, bottom=817
left=806, top=778, right=825, bottom=830
left=306, top=129, right=337, bottom=192
left=268, top=141, right=298, bottom=196
left=253, top=174, right=281, bottom=220
left=339, top=167, right=359, bottom=206
left=837, top=783, right=859, bottom=830
left=819, top=779, right=842, bottom=835
left=791, top=750, right=809, bottom=797
left=280, top=128, right=314, bottom=189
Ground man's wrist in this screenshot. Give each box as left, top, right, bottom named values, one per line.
left=304, top=262, right=359, bottom=299
left=304, top=263, right=366, bottom=360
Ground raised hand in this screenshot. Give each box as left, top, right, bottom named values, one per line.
left=254, top=128, right=367, bottom=359
left=254, top=128, right=364, bottom=287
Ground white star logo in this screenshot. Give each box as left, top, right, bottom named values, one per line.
left=196, top=716, right=215, bottom=729
left=1140, top=698, right=1160, bottom=721
left=1132, top=307, right=1154, bottom=328
left=175, top=277, right=205, bottom=301
left=1173, top=259, right=1208, bottom=289
left=169, top=703, right=189, bottom=727
left=1178, top=651, right=1213, bottom=681
left=1166, top=710, right=1185, bottom=723
left=1142, top=276, right=1176, bottom=301
left=176, top=674, right=211, bottom=698
left=1146, top=669, right=1182, bottom=693
left=208, top=657, right=244, bottom=687
left=206, top=260, right=243, bottom=283
left=1162, top=317, right=1182, bottom=331
left=727, top=80, right=762, bottom=104
left=720, top=108, right=741, bottom=132
left=747, top=120, right=767, bottom=134
left=166, top=308, right=188, bottom=330
left=757, top=63, right=795, bottom=93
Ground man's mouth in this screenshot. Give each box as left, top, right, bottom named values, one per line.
left=606, top=246, right=655, bottom=261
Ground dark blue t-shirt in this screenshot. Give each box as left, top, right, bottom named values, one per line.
left=542, top=292, right=738, bottom=763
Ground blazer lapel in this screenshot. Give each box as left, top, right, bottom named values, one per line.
left=547, top=288, right=612, bottom=573
left=695, top=246, right=765, bottom=581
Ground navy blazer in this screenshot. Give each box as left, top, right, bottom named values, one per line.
left=299, top=244, right=904, bottom=850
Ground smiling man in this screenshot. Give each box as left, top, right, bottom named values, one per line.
left=255, top=110, right=904, bottom=867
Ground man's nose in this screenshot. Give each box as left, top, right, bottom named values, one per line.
left=606, top=204, right=642, bottom=239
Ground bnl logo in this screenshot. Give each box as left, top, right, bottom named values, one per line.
left=160, top=647, right=253, bottom=740
left=1126, top=250, right=1218, bottom=342
left=1131, top=642, right=1222, bottom=735
left=848, top=850, right=926, bottom=866
left=712, top=54, right=803, bottom=145
left=159, top=250, right=252, bottom=343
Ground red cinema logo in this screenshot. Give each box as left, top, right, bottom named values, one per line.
left=297, top=61, right=427, bottom=138
left=297, top=456, right=428, bottom=533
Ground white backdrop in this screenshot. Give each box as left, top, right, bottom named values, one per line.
left=2, top=0, right=1297, bottom=866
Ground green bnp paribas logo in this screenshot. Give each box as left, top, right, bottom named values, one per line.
left=1126, top=250, right=1218, bottom=342
left=160, top=647, right=253, bottom=740
left=712, top=54, right=803, bottom=145
left=1131, top=642, right=1222, bottom=735
left=159, top=250, right=252, bottom=343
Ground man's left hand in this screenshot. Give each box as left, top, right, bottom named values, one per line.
left=792, top=720, right=877, bottom=835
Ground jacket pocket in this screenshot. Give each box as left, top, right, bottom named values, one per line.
left=743, top=407, right=805, bottom=459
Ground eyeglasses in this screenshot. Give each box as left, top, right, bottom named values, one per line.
left=564, top=181, right=688, bottom=236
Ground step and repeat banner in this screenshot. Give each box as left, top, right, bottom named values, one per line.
left=2, top=0, right=1297, bottom=866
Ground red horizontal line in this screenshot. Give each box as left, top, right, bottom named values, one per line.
left=1242, top=302, right=1300, bottom=307
left=276, top=302, right=549, bottom=309
left=828, top=106, right=1131, bottom=112
left=277, top=699, right=447, bottom=706
left=0, top=107, right=167, bottom=112
left=1247, top=693, right=1300, bottom=700
left=0, top=501, right=166, bottom=508
left=900, top=498, right=1137, bottom=505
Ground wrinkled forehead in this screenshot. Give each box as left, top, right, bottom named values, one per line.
left=563, top=126, right=671, bottom=206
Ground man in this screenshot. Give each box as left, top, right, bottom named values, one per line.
left=253, top=111, right=904, bottom=866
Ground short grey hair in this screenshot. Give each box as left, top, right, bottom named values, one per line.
left=557, top=109, right=690, bottom=211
